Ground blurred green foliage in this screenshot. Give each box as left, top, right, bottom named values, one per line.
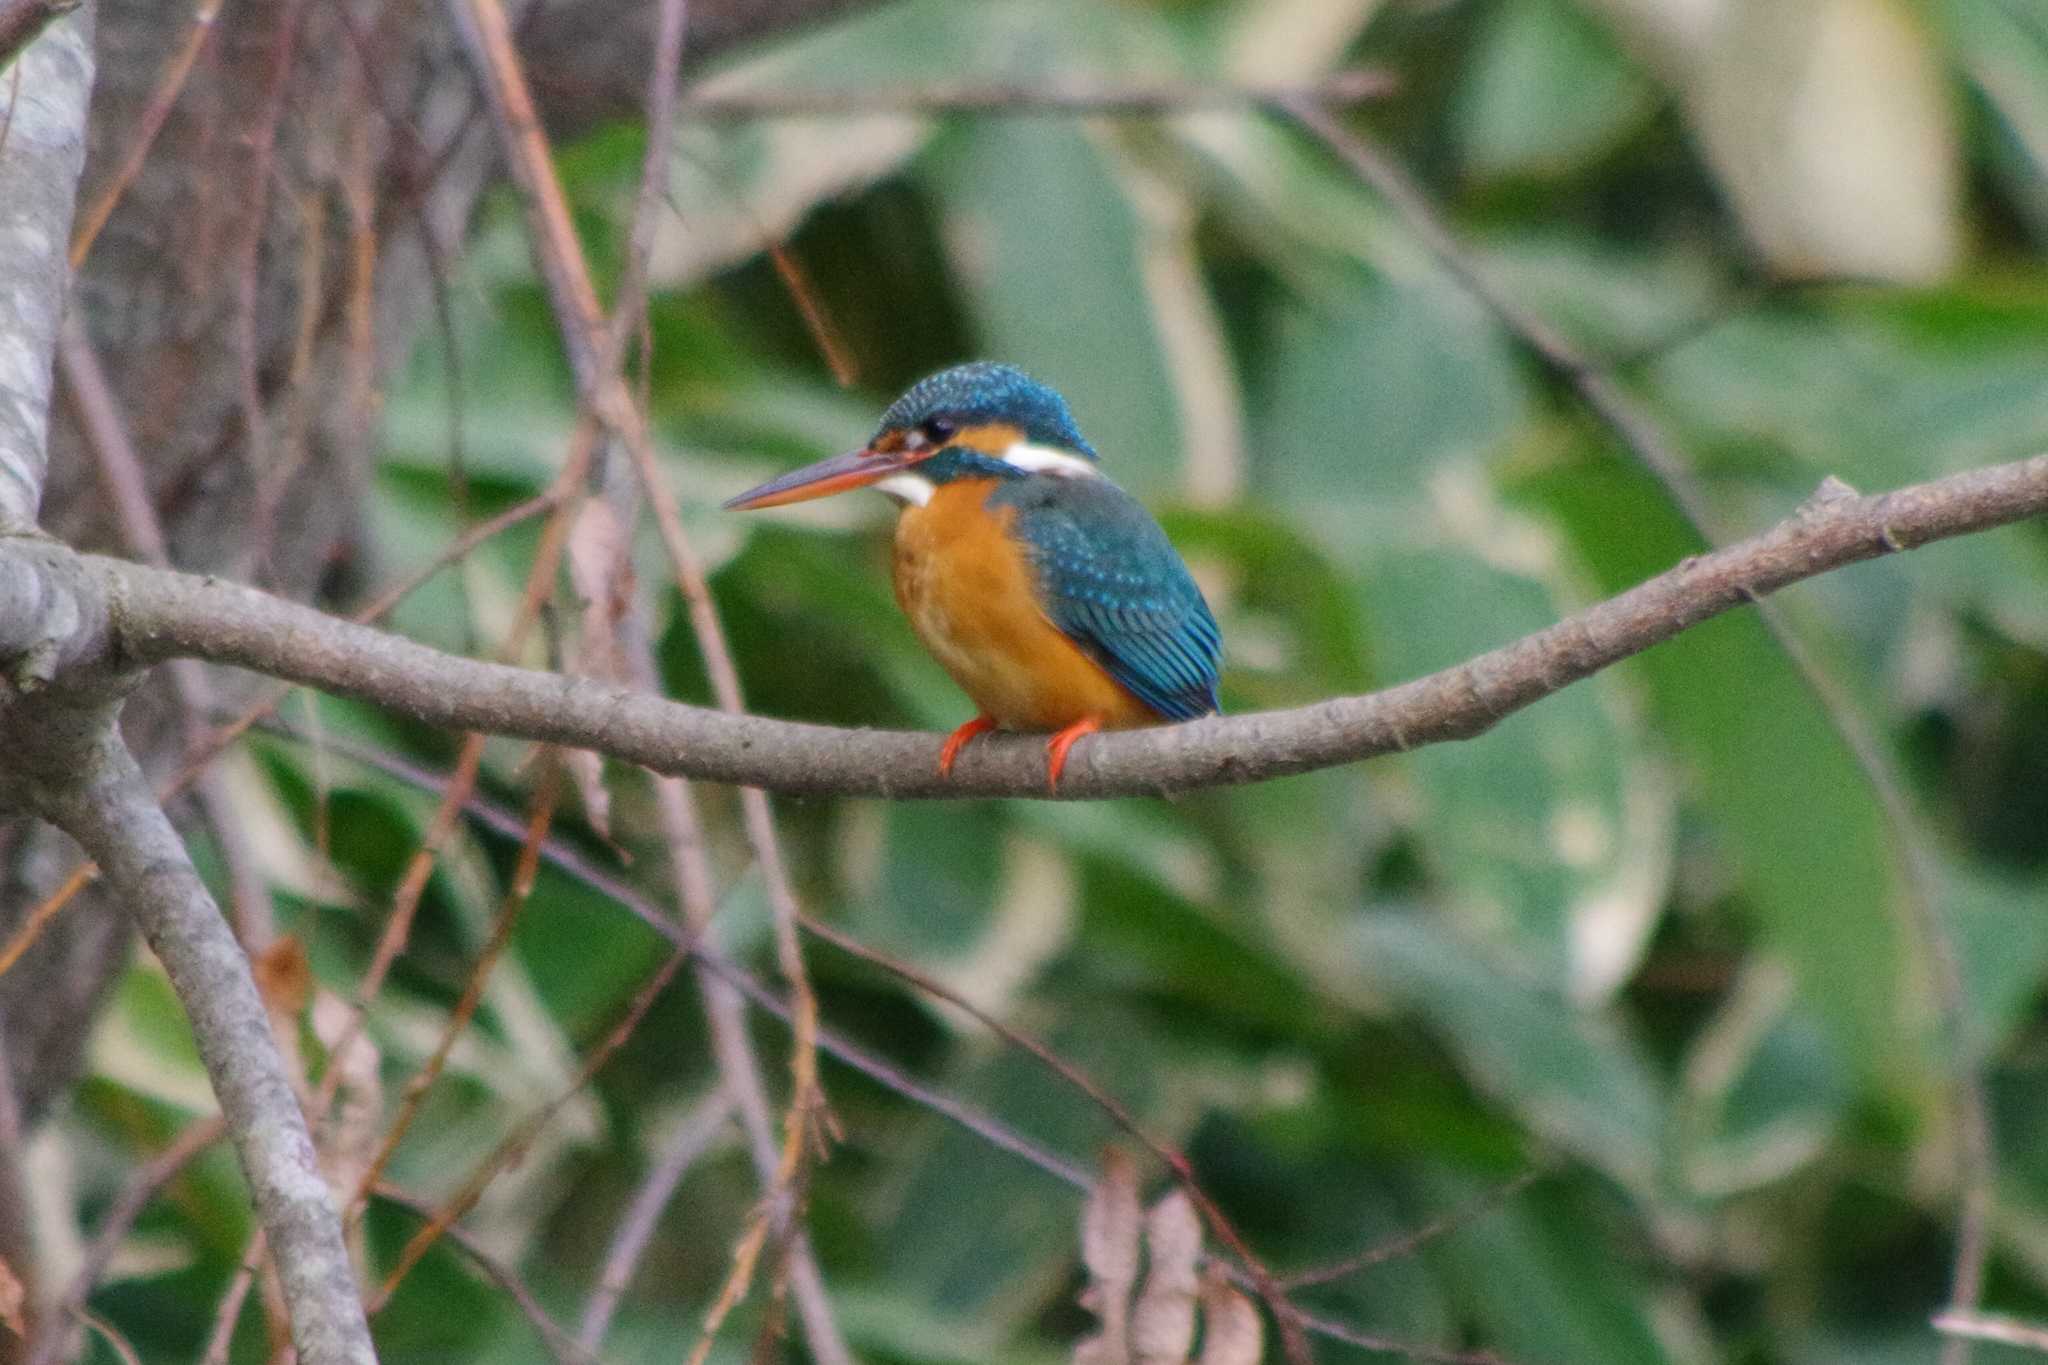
left=55, top=0, right=2048, bottom=1361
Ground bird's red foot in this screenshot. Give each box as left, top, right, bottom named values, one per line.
left=1044, top=716, right=1103, bottom=791
left=938, top=715, right=999, bottom=778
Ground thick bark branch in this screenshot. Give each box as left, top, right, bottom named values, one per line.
left=0, top=0, right=89, bottom=529
left=17, top=452, right=2025, bottom=798
left=34, top=740, right=373, bottom=1364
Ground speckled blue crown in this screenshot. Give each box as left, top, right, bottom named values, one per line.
left=875, top=362, right=1098, bottom=458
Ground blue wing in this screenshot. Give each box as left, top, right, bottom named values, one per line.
left=990, top=475, right=1221, bottom=721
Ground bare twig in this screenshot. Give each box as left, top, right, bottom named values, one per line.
left=350, top=762, right=562, bottom=1211
left=678, top=70, right=1395, bottom=119
left=68, top=1307, right=141, bottom=1365
left=65, top=0, right=222, bottom=268
left=252, top=714, right=1096, bottom=1194
left=1289, top=1308, right=1515, bottom=1365
left=0, top=482, right=564, bottom=975
left=799, top=915, right=1314, bottom=1362
left=64, top=451, right=2048, bottom=799
left=576, top=1091, right=734, bottom=1352
left=603, top=0, right=687, bottom=368
left=367, top=940, right=691, bottom=1308
left=228, top=0, right=306, bottom=527
left=373, top=1185, right=591, bottom=1365
left=198, top=1232, right=263, bottom=1365
left=1934, top=1312, right=2048, bottom=1354
left=442, top=0, right=841, bottom=1355
left=632, top=670, right=853, bottom=1365
left=39, top=743, right=372, bottom=1364
left=1279, top=1167, right=1546, bottom=1290
left=1279, top=103, right=2000, bottom=1363
left=0, top=863, right=94, bottom=979
left=60, top=317, right=277, bottom=948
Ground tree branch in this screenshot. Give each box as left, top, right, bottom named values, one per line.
left=0, top=0, right=76, bottom=75
left=0, top=0, right=89, bottom=529
left=676, top=70, right=1395, bottom=119
left=39, top=452, right=2036, bottom=798
left=1281, top=104, right=2000, bottom=1360
left=33, top=740, right=373, bottom=1363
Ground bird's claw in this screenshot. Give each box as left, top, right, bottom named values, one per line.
left=938, top=715, right=999, bottom=778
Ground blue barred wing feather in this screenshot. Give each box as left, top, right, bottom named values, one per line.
left=989, top=475, right=1222, bottom=722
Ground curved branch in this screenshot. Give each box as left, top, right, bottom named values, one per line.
left=68, top=453, right=2040, bottom=798
left=37, top=740, right=374, bottom=1364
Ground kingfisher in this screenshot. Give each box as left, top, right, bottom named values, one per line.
left=724, top=362, right=1222, bottom=788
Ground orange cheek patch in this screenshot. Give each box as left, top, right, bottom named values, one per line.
left=949, top=422, right=1025, bottom=456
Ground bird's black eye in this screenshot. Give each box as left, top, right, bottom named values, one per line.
left=920, top=417, right=957, bottom=444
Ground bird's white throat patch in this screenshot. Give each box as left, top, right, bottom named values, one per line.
left=875, top=471, right=936, bottom=506
left=879, top=443, right=1098, bottom=506
left=1001, top=441, right=1101, bottom=478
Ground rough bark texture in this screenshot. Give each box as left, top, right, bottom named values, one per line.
left=3, top=0, right=876, bottom=1120
left=0, top=4, right=91, bottom=530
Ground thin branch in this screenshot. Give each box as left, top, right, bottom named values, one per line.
left=227, top=0, right=306, bottom=524
left=68, top=1307, right=141, bottom=1365
left=63, top=450, right=2048, bottom=799
left=443, top=1, right=841, bottom=1355
left=1289, top=1308, right=1515, bottom=1365
left=603, top=0, right=687, bottom=367
left=633, top=678, right=854, bottom=1365
left=677, top=70, right=1395, bottom=119
left=0, top=482, right=563, bottom=976
left=1934, top=1312, right=2048, bottom=1354
left=367, top=938, right=690, bottom=1309
left=65, top=0, right=222, bottom=268
left=60, top=316, right=277, bottom=948
left=251, top=714, right=1096, bottom=1193
left=0, top=863, right=93, bottom=979
left=799, top=914, right=1314, bottom=1362
left=373, top=1185, right=590, bottom=1365
left=198, top=1230, right=263, bottom=1365
left=350, top=763, right=562, bottom=1214
left=1279, top=102, right=2001, bottom=1362
left=576, top=1091, right=734, bottom=1352
left=1279, top=1167, right=1546, bottom=1291
left=37, top=741, right=373, bottom=1364
left=0, top=0, right=89, bottom=529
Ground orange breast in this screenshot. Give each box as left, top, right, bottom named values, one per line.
left=893, top=479, right=1157, bottom=733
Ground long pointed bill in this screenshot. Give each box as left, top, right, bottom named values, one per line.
left=722, top=446, right=913, bottom=510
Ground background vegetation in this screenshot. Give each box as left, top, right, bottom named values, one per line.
left=26, top=0, right=2048, bottom=1361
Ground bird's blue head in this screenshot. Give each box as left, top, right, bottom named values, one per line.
left=872, top=362, right=1097, bottom=460
left=723, top=362, right=1100, bottom=511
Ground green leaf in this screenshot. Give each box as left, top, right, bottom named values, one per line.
left=920, top=119, right=1185, bottom=498
left=1943, top=0, right=2048, bottom=236
left=1526, top=446, right=1919, bottom=1093
left=1643, top=296, right=2048, bottom=648
left=1260, top=281, right=1666, bottom=995
left=1941, top=861, right=2048, bottom=1059
left=1414, top=1166, right=1684, bottom=1365
left=1456, top=0, right=1658, bottom=181
left=1352, top=914, right=1667, bottom=1194
left=1674, top=965, right=1848, bottom=1198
